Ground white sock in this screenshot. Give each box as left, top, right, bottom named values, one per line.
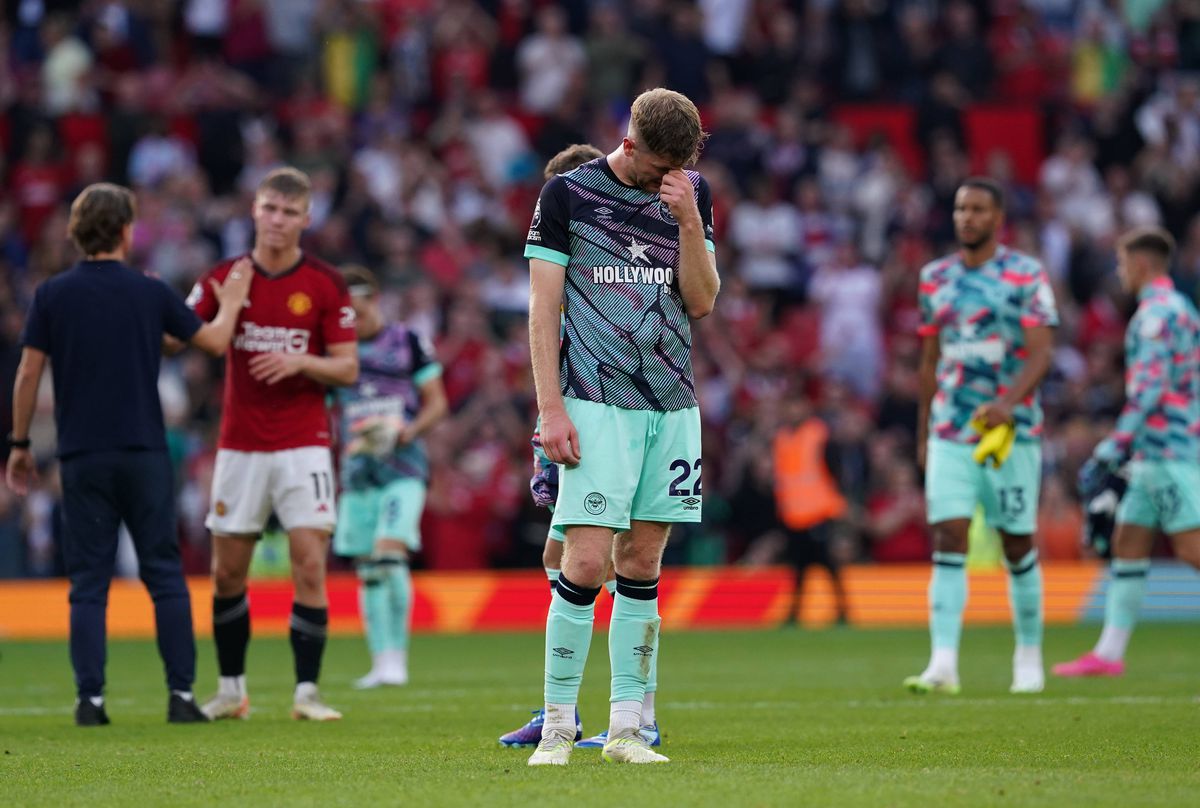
left=928, top=647, right=958, bottom=678
left=1094, top=625, right=1132, bottom=662
left=219, top=675, right=245, bottom=696
left=641, top=691, right=656, bottom=727
left=609, top=699, right=642, bottom=738
left=295, top=682, right=318, bottom=701
left=1013, top=645, right=1042, bottom=669
left=543, top=702, right=576, bottom=734
left=171, top=690, right=195, bottom=702
left=383, top=649, right=408, bottom=676
left=87, top=696, right=104, bottom=708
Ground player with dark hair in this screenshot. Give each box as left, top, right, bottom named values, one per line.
left=189, top=167, right=360, bottom=721
left=8, top=183, right=250, bottom=725
left=905, top=177, right=1059, bottom=696
left=1055, top=227, right=1200, bottom=678
left=334, top=265, right=447, bottom=688
left=525, top=90, right=719, bottom=766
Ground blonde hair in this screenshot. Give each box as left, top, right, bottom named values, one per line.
left=629, top=88, right=707, bottom=167
left=258, top=166, right=312, bottom=201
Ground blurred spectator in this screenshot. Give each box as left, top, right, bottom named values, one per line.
left=937, top=0, right=993, bottom=99
left=516, top=5, right=584, bottom=114
left=128, top=118, right=199, bottom=189
left=808, top=242, right=884, bottom=400
left=40, top=13, right=95, bottom=115
left=864, top=457, right=929, bottom=563
left=585, top=4, right=644, bottom=109
left=728, top=177, right=799, bottom=294
left=11, top=125, right=66, bottom=247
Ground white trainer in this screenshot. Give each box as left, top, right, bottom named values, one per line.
left=601, top=732, right=670, bottom=764
left=292, top=684, right=343, bottom=721
left=527, top=728, right=574, bottom=766
left=902, top=670, right=961, bottom=695
left=353, top=670, right=386, bottom=690
left=201, top=691, right=250, bottom=720
left=353, top=668, right=408, bottom=689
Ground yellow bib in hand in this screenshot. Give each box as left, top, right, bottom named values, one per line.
left=971, top=418, right=1016, bottom=469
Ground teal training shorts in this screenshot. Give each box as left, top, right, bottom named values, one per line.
left=552, top=398, right=703, bottom=532
left=1117, top=460, right=1200, bottom=535
left=333, top=478, right=425, bottom=557
left=925, top=438, right=1041, bottom=535
left=547, top=505, right=565, bottom=542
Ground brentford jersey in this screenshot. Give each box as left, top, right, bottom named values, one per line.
left=189, top=253, right=356, bottom=451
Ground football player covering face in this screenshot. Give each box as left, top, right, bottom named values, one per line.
left=618, top=137, right=682, bottom=194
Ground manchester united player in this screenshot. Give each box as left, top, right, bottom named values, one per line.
left=187, top=168, right=359, bottom=721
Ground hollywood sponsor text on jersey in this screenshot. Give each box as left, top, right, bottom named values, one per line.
left=233, top=321, right=311, bottom=354
left=939, top=335, right=1005, bottom=364
left=344, top=394, right=405, bottom=423
left=591, top=265, right=676, bottom=285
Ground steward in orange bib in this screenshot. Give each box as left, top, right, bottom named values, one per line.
left=772, top=395, right=849, bottom=625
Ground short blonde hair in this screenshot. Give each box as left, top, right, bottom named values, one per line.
left=629, top=88, right=707, bottom=167
left=258, top=166, right=311, bottom=201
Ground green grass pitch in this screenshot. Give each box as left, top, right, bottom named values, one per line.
left=1, top=625, right=1197, bottom=807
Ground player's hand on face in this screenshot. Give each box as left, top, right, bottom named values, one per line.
left=248, top=352, right=308, bottom=385
left=5, top=449, right=37, bottom=496
left=540, top=406, right=581, bottom=466
left=212, top=257, right=253, bottom=308
left=972, top=400, right=1013, bottom=430
left=659, top=169, right=700, bottom=226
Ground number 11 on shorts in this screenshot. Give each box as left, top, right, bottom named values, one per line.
left=310, top=471, right=333, bottom=501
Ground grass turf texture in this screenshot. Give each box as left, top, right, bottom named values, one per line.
left=1, top=626, right=1197, bottom=807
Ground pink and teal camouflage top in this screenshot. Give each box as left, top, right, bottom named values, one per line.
left=918, top=246, right=1059, bottom=445
left=1095, top=276, right=1200, bottom=464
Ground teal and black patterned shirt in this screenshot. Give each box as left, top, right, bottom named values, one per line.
left=335, top=323, right=441, bottom=490
left=1096, top=276, right=1200, bottom=463
left=918, top=246, right=1059, bottom=444
left=524, top=157, right=716, bottom=412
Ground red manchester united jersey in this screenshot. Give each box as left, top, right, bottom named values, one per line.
left=188, top=253, right=356, bottom=451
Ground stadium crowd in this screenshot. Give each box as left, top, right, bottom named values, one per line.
left=2, top=0, right=1199, bottom=577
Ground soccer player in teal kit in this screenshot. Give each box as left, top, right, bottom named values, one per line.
left=525, top=90, right=719, bottom=765
left=906, top=178, right=1058, bottom=696
left=1056, top=227, right=1200, bottom=678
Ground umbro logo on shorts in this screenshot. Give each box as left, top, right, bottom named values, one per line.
left=552, top=646, right=574, bottom=659
left=681, top=497, right=700, bottom=510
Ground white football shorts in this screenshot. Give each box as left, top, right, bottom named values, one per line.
left=206, top=447, right=336, bottom=535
